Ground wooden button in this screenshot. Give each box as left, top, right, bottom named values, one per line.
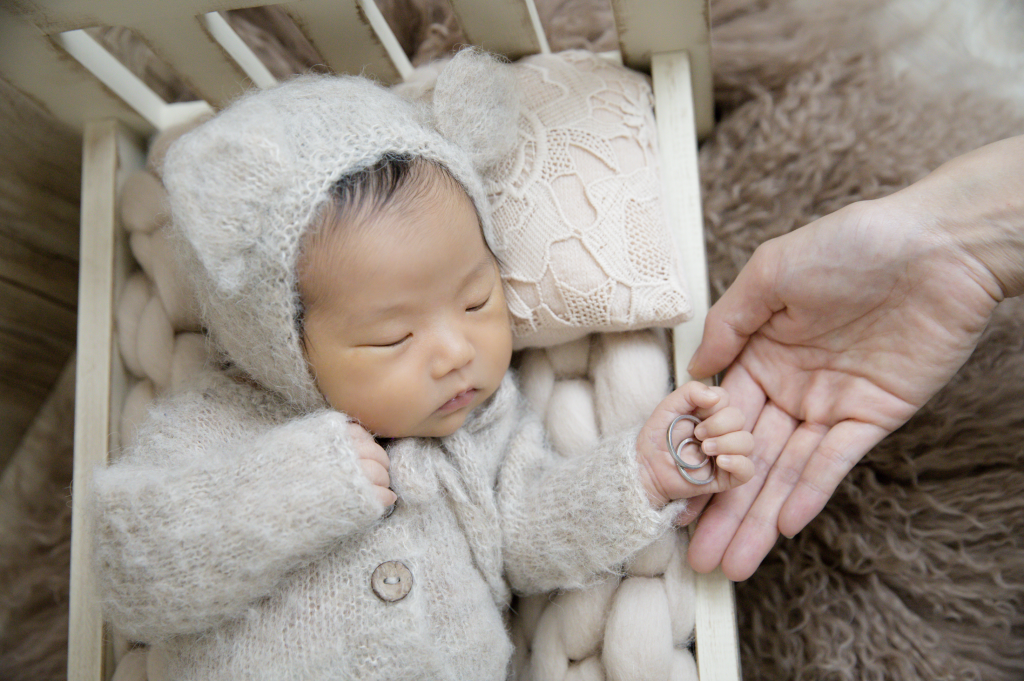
left=371, top=561, right=413, bottom=602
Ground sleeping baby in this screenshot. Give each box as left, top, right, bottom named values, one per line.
left=91, top=49, right=754, bottom=680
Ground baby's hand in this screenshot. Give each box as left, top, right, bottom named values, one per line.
left=636, top=382, right=755, bottom=508
left=346, top=422, right=397, bottom=509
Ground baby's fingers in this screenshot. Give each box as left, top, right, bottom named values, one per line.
left=713, top=454, right=755, bottom=485
left=359, top=457, right=390, bottom=487
left=358, top=459, right=397, bottom=508
left=701, top=430, right=754, bottom=457
left=694, top=406, right=745, bottom=441
left=656, top=382, right=725, bottom=423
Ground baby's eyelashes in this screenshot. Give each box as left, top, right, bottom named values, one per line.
left=364, top=334, right=411, bottom=348
left=466, top=296, right=490, bottom=312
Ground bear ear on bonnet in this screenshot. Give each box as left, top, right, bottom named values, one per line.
left=431, top=48, right=520, bottom=174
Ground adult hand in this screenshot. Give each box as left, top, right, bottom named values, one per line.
left=685, top=135, right=1024, bottom=581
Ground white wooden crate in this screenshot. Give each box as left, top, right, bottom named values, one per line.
left=0, top=2, right=735, bottom=679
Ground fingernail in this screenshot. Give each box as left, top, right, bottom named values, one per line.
left=703, top=440, right=717, bottom=454
left=694, top=425, right=707, bottom=440
left=687, top=356, right=697, bottom=373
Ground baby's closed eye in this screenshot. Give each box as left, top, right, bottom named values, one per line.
left=363, top=334, right=411, bottom=349
left=467, top=296, right=490, bottom=312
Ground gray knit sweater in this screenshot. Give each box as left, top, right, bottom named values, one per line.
left=92, top=369, right=681, bottom=680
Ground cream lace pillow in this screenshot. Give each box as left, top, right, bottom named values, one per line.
left=486, top=51, right=693, bottom=348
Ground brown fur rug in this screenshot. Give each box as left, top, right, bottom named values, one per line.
left=703, top=2, right=1024, bottom=678
left=2, top=1, right=1023, bottom=679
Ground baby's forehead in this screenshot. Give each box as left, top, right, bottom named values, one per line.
left=298, top=168, right=493, bottom=318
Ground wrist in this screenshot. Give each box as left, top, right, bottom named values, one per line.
left=637, top=450, right=671, bottom=509
left=884, top=135, right=1024, bottom=300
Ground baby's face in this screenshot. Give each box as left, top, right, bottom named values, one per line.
left=300, top=182, right=512, bottom=438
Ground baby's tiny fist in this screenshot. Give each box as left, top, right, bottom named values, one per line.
left=637, top=383, right=755, bottom=507
left=348, top=423, right=396, bottom=508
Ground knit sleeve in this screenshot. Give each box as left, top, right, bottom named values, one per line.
left=91, top=379, right=385, bottom=642
left=496, top=395, right=684, bottom=595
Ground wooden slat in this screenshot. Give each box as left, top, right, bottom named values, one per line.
left=133, top=14, right=252, bottom=109
left=283, top=0, right=402, bottom=82
left=653, top=51, right=742, bottom=681
left=0, top=4, right=151, bottom=135
left=354, top=0, right=413, bottom=81
left=55, top=28, right=214, bottom=131
left=56, top=29, right=182, bottom=132
left=202, top=10, right=278, bottom=89
left=69, top=119, right=117, bottom=681
left=3, top=1, right=260, bottom=131
left=69, top=119, right=142, bottom=681
left=610, top=0, right=714, bottom=139
left=8, top=0, right=280, bottom=34
left=447, top=0, right=548, bottom=59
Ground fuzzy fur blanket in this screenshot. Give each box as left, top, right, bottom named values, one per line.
left=2, top=1, right=1023, bottom=679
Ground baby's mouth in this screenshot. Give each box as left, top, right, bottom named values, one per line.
left=437, top=388, right=478, bottom=414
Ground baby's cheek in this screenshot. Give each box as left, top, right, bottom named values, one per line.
left=489, top=313, right=514, bottom=377
left=360, top=374, right=425, bottom=437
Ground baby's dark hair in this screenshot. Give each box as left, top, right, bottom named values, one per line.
left=312, top=152, right=469, bottom=242
left=296, top=153, right=475, bottom=337
left=332, top=152, right=443, bottom=214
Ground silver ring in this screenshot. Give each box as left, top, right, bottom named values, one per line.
left=671, top=437, right=710, bottom=470
left=680, top=463, right=715, bottom=486
left=667, top=414, right=716, bottom=486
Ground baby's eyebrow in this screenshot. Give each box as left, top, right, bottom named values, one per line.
left=350, top=254, right=497, bottom=325
left=460, top=255, right=497, bottom=290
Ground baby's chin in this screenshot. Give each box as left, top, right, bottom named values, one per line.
left=368, top=410, right=470, bottom=440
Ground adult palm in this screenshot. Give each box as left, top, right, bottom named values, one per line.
left=685, top=196, right=1002, bottom=581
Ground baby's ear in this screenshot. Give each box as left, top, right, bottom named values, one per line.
left=432, top=47, right=519, bottom=173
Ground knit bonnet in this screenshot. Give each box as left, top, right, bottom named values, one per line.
left=163, top=49, right=519, bottom=411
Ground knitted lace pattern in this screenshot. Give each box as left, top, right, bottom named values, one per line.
left=486, top=51, right=693, bottom=347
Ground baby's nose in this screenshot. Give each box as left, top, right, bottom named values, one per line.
left=432, top=326, right=474, bottom=377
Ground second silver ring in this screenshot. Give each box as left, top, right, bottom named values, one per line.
left=667, top=414, right=715, bottom=486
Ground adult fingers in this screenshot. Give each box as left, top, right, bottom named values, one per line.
left=674, top=493, right=712, bottom=528
left=777, top=420, right=888, bottom=537
left=719, top=364, right=768, bottom=434
left=687, top=401, right=797, bottom=574
left=718, top=422, right=827, bottom=582
left=687, top=244, right=785, bottom=379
